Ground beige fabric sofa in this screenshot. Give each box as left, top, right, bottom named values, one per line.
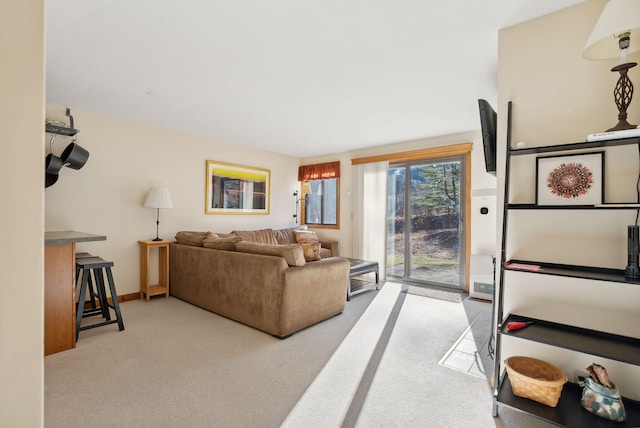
left=169, top=227, right=349, bottom=338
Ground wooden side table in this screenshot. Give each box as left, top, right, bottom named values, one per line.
left=138, top=240, right=170, bottom=301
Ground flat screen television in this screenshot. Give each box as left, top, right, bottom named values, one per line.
left=478, top=99, right=497, bottom=176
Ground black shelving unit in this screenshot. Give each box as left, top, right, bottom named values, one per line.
left=492, top=101, right=640, bottom=427
left=508, top=204, right=640, bottom=209
left=500, top=314, right=640, bottom=365
left=497, top=375, right=640, bottom=428
left=508, top=137, right=640, bottom=155
left=504, top=260, right=640, bottom=285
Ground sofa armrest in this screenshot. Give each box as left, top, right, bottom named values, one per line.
left=319, top=240, right=338, bottom=257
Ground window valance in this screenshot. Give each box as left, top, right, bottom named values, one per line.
left=298, top=161, right=340, bottom=181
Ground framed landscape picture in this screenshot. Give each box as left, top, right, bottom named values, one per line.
left=535, top=151, right=604, bottom=206
left=205, top=160, right=270, bottom=214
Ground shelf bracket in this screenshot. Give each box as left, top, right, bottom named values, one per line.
left=45, top=107, right=79, bottom=137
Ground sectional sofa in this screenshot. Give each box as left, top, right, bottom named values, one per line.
left=169, top=227, right=350, bottom=338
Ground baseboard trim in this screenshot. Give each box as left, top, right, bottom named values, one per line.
left=118, top=292, right=142, bottom=303
left=82, top=292, right=140, bottom=309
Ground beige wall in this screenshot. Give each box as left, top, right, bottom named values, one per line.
left=45, top=106, right=301, bottom=296
left=0, top=0, right=45, bottom=426
left=45, top=106, right=497, bottom=295
left=498, top=0, right=640, bottom=398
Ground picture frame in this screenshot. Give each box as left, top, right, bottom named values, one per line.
left=205, top=160, right=270, bottom=214
left=535, top=151, right=604, bottom=206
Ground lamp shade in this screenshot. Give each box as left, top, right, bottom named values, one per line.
left=144, top=187, right=174, bottom=209
left=582, top=0, right=640, bottom=60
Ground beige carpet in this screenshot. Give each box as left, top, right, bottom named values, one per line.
left=284, top=283, right=551, bottom=427
left=353, top=291, right=495, bottom=427
left=282, top=282, right=403, bottom=427
left=45, top=292, right=378, bottom=428
left=45, top=284, right=554, bottom=427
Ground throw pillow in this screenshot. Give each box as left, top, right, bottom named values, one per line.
left=293, top=229, right=320, bottom=244
left=235, top=242, right=306, bottom=267
left=273, top=225, right=308, bottom=245
left=301, top=242, right=322, bottom=261
left=175, top=231, right=210, bottom=247
left=203, top=236, right=242, bottom=251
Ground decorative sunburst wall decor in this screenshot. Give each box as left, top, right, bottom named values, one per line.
left=536, top=152, right=604, bottom=206
left=547, top=162, right=593, bottom=199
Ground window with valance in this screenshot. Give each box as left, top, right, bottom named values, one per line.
left=298, top=161, right=340, bottom=228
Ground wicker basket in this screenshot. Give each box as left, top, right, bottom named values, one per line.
left=505, top=356, right=568, bottom=407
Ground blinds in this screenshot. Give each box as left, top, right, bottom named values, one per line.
left=352, top=160, right=388, bottom=279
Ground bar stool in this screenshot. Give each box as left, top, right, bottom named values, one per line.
left=75, top=252, right=100, bottom=312
left=75, top=257, right=125, bottom=340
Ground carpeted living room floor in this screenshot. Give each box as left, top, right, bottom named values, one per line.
left=45, top=282, right=554, bottom=427
left=45, top=287, right=380, bottom=427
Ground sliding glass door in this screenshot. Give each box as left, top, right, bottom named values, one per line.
left=386, top=156, right=466, bottom=289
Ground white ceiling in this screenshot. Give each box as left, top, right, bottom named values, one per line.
left=45, top=0, right=586, bottom=158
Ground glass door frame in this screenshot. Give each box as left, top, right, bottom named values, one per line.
left=384, top=146, right=472, bottom=293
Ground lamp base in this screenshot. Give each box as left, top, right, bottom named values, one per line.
left=152, top=237, right=163, bottom=242
left=606, top=120, right=638, bottom=132
left=606, top=62, right=637, bottom=132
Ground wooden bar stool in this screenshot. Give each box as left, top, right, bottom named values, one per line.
left=75, top=257, right=125, bottom=340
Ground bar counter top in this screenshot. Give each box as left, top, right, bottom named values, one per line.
left=45, top=230, right=106, bottom=245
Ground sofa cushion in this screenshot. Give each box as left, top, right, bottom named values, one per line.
left=301, top=242, right=322, bottom=261
left=235, top=241, right=306, bottom=267
left=203, top=236, right=242, bottom=251
left=175, top=231, right=211, bottom=247
left=232, top=228, right=278, bottom=245
left=294, top=229, right=320, bottom=244
left=273, top=225, right=307, bottom=245
left=211, top=231, right=235, bottom=239
left=319, top=247, right=332, bottom=259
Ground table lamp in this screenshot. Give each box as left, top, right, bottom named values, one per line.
left=582, top=0, right=640, bottom=131
left=144, top=187, right=173, bottom=241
